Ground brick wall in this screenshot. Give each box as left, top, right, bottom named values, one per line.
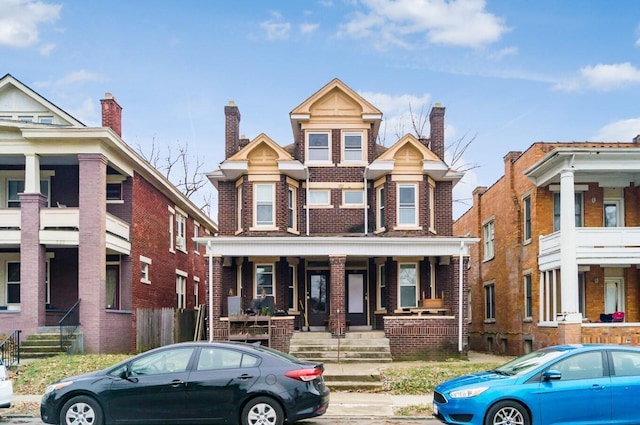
left=384, top=316, right=462, bottom=360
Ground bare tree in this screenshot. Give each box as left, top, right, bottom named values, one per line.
left=136, top=139, right=215, bottom=216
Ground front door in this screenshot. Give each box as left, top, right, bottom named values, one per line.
left=346, top=271, right=367, bottom=326
left=307, top=271, right=329, bottom=328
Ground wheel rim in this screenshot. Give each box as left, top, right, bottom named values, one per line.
left=65, top=402, right=96, bottom=425
left=493, top=406, right=525, bottom=425
left=246, top=402, right=278, bottom=425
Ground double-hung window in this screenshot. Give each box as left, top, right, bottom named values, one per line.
left=288, top=186, right=296, bottom=230
left=7, top=179, right=49, bottom=207
left=377, top=263, right=386, bottom=310
left=307, top=132, right=330, bottom=162
left=553, top=192, right=583, bottom=231
left=398, top=263, right=418, bottom=308
left=176, top=212, right=187, bottom=251
left=523, top=196, right=531, bottom=242
left=343, top=132, right=363, bottom=162
left=377, top=186, right=385, bottom=230
left=485, top=281, right=496, bottom=320
left=255, top=184, right=274, bottom=227
left=483, top=220, right=494, bottom=261
left=7, top=262, right=20, bottom=304
left=256, top=264, right=274, bottom=298
left=288, top=265, right=296, bottom=311
left=523, top=274, right=532, bottom=319
left=398, top=184, right=417, bottom=226
left=176, top=271, right=187, bottom=309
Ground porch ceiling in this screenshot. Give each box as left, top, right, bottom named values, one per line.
left=194, top=236, right=478, bottom=257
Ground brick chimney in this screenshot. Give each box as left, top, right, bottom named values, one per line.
left=225, top=101, right=241, bottom=159
left=100, top=93, right=122, bottom=137
left=429, top=103, right=445, bottom=160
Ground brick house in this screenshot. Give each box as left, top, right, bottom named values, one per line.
left=196, top=79, right=477, bottom=359
left=454, top=141, right=640, bottom=356
left=0, top=74, right=217, bottom=353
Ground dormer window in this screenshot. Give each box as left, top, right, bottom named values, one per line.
left=307, top=132, right=331, bottom=162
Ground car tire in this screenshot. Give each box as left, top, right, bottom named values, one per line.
left=60, top=395, right=104, bottom=425
left=241, top=396, right=284, bottom=425
left=484, top=400, right=530, bottom=425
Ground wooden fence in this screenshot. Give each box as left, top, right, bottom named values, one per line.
left=136, top=306, right=204, bottom=352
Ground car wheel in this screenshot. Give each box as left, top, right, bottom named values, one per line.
left=241, top=396, right=284, bottom=425
left=60, top=395, right=104, bottom=425
left=484, top=400, right=530, bottom=425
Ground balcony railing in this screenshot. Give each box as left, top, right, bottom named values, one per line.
left=539, top=227, right=640, bottom=267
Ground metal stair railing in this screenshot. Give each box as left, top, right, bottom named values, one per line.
left=59, top=299, right=81, bottom=352
left=0, top=330, right=21, bottom=368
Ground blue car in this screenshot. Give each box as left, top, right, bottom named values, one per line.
left=433, top=344, right=640, bottom=425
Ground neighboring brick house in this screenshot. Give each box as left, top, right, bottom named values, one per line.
left=0, top=74, right=216, bottom=353
left=197, top=79, right=477, bottom=359
left=454, top=141, right=640, bottom=356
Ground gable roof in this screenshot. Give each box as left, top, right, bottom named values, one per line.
left=367, top=133, right=463, bottom=184
left=0, top=73, right=85, bottom=127
left=208, top=133, right=306, bottom=187
left=289, top=78, right=382, bottom=136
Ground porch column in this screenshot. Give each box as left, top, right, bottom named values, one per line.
left=19, top=192, right=47, bottom=333
left=559, top=169, right=581, bottom=322
left=209, top=255, right=225, bottom=341
left=329, top=255, right=346, bottom=337
left=78, top=154, right=107, bottom=353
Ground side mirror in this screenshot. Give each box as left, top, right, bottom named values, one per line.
left=543, top=369, right=562, bottom=381
left=120, top=365, right=138, bottom=382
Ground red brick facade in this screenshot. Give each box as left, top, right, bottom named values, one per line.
left=455, top=142, right=640, bottom=356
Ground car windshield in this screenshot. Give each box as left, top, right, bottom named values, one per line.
left=493, top=348, right=566, bottom=376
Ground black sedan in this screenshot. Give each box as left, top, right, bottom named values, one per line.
left=41, top=341, right=330, bottom=425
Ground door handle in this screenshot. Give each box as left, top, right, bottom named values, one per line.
left=170, top=379, right=185, bottom=387
left=238, top=374, right=254, bottom=380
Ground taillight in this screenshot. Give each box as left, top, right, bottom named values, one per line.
left=284, top=368, right=322, bottom=382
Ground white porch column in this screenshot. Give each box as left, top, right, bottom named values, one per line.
left=559, top=169, right=581, bottom=322
left=24, top=153, right=40, bottom=193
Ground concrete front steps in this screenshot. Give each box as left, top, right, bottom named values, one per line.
left=20, top=332, right=69, bottom=360
left=289, top=331, right=392, bottom=363
left=290, top=331, right=391, bottom=391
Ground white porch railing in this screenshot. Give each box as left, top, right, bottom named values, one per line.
left=539, top=227, right=640, bottom=269
left=0, top=209, right=20, bottom=228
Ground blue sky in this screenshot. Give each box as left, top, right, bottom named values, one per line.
left=3, top=0, right=640, bottom=219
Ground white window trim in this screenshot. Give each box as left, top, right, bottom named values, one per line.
left=376, top=263, right=386, bottom=311
left=308, top=189, right=332, bottom=208
left=176, top=271, right=187, bottom=309
left=484, top=280, right=496, bottom=322
left=255, top=263, right=276, bottom=300
left=194, top=276, right=200, bottom=307
left=395, top=183, right=419, bottom=229
left=523, top=195, right=532, bottom=243
left=168, top=206, right=175, bottom=253
left=236, top=183, right=243, bottom=234
left=428, top=180, right=436, bottom=232
left=253, top=183, right=276, bottom=229
left=305, top=131, right=332, bottom=165
left=341, top=189, right=364, bottom=208
left=193, top=221, right=200, bottom=254
left=483, top=219, right=495, bottom=261
left=340, top=131, right=365, bottom=164
left=175, top=209, right=187, bottom=252
left=287, top=185, right=298, bottom=234
left=288, top=264, right=297, bottom=312
left=140, top=255, right=152, bottom=284
left=376, top=185, right=385, bottom=233
left=397, top=262, right=418, bottom=309
left=603, top=198, right=625, bottom=227
left=523, top=273, right=532, bottom=320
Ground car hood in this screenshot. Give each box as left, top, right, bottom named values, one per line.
left=435, top=371, right=514, bottom=393
left=59, top=370, right=104, bottom=383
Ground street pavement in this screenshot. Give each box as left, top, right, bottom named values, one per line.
left=3, top=351, right=510, bottom=423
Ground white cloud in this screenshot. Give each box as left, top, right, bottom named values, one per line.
left=339, top=0, right=508, bottom=49
left=592, top=118, right=640, bottom=142
left=34, top=70, right=101, bottom=89
left=260, top=11, right=291, bottom=40
left=488, top=46, right=518, bottom=60
left=67, top=97, right=97, bottom=126
left=359, top=91, right=432, bottom=142
left=300, top=23, right=320, bottom=34
left=554, top=62, right=640, bottom=91
left=38, top=42, right=55, bottom=56
left=0, top=0, right=61, bottom=48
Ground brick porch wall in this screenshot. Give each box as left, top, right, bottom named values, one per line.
left=384, top=316, right=463, bottom=360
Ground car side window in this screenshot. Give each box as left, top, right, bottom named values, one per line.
left=197, top=348, right=259, bottom=371
left=553, top=352, right=603, bottom=380
left=130, top=347, right=195, bottom=375
left=612, top=351, right=640, bottom=377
